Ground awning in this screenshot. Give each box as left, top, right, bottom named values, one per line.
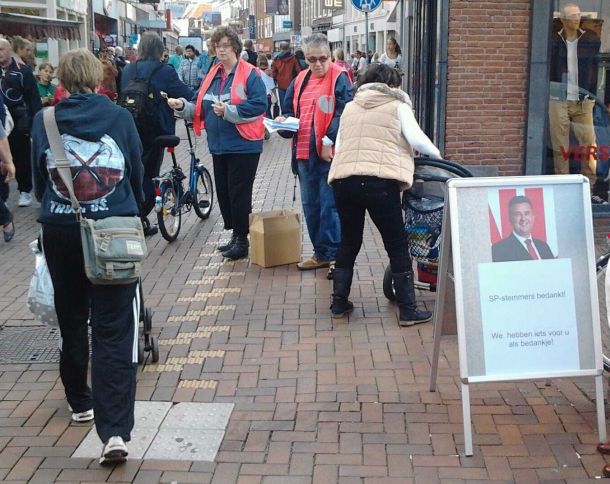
left=0, top=13, right=81, bottom=41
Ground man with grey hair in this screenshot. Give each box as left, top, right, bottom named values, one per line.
left=272, top=40, right=301, bottom=110
left=120, top=32, right=194, bottom=236
left=0, top=37, right=41, bottom=207
left=278, top=33, right=353, bottom=272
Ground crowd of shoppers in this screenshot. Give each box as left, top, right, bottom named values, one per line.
left=0, top=26, right=442, bottom=468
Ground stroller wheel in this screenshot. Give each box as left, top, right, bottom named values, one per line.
left=383, top=265, right=396, bottom=301
left=150, top=336, right=160, bottom=363
left=138, top=338, right=145, bottom=364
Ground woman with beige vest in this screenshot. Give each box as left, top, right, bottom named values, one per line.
left=328, top=63, right=441, bottom=325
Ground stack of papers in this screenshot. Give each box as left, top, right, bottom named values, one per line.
left=263, top=117, right=300, bottom=133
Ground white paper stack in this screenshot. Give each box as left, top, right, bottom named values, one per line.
left=263, top=117, right=300, bottom=133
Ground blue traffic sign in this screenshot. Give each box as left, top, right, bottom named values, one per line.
left=351, top=0, right=381, bottom=13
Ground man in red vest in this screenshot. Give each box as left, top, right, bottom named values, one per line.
left=278, top=33, right=353, bottom=272
left=272, top=41, right=302, bottom=111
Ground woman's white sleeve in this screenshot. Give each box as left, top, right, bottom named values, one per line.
left=398, top=104, right=442, bottom=159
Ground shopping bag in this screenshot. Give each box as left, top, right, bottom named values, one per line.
left=27, top=240, right=58, bottom=327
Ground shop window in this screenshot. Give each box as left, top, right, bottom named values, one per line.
left=546, top=1, right=610, bottom=203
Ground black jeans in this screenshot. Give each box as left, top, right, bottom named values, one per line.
left=42, top=223, right=138, bottom=443
left=139, top=132, right=165, bottom=218
left=333, top=176, right=410, bottom=274
left=8, top=129, right=32, bottom=193
left=212, top=153, right=260, bottom=236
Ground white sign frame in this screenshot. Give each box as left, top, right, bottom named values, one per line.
left=429, top=174, right=606, bottom=456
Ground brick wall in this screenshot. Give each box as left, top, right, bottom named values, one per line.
left=445, top=0, right=531, bottom=175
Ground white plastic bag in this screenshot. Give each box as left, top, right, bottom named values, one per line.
left=27, top=240, right=58, bottom=327
left=3, top=105, right=13, bottom=137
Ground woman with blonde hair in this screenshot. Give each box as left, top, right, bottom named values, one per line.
left=30, top=48, right=144, bottom=465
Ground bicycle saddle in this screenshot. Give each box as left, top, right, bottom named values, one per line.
left=154, top=135, right=180, bottom=148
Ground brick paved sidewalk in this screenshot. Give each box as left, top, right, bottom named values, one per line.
left=0, top=127, right=609, bottom=483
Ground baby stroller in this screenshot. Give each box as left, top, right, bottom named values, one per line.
left=383, top=157, right=473, bottom=300
left=137, top=281, right=159, bottom=364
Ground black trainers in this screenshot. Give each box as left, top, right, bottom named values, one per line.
left=592, top=195, right=608, bottom=205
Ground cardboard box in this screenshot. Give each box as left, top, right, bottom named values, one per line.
left=249, top=210, right=301, bottom=268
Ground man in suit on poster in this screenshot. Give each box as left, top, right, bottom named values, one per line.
left=492, top=195, right=555, bottom=262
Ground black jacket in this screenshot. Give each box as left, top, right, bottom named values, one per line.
left=245, top=49, right=257, bottom=67
left=32, top=93, right=144, bottom=225
left=0, top=58, right=42, bottom=131
left=491, top=234, right=555, bottom=262
left=549, top=28, right=600, bottom=99
left=121, top=60, right=194, bottom=136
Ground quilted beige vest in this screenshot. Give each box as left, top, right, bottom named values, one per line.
left=328, top=86, right=415, bottom=191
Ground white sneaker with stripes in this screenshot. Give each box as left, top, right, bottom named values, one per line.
left=100, top=436, right=128, bottom=466
left=71, top=408, right=94, bottom=423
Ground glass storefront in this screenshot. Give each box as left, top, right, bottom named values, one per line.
left=545, top=1, right=610, bottom=203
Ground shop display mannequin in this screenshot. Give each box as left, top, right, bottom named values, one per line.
left=548, top=3, right=601, bottom=194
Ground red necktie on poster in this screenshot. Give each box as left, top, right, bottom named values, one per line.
left=525, top=239, right=539, bottom=260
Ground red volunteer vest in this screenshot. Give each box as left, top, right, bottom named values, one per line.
left=292, top=62, right=345, bottom=157
left=193, top=59, right=265, bottom=140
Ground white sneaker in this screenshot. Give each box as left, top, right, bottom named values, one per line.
left=18, top=192, right=32, bottom=207
left=71, top=409, right=94, bottom=423
left=100, top=436, right=128, bottom=466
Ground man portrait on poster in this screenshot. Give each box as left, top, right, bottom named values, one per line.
left=491, top=195, right=555, bottom=262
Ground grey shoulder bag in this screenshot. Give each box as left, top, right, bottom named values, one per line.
left=43, top=107, right=147, bottom=285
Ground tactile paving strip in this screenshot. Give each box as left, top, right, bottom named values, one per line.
left=0, top=326, right=61, bottom=363
left=73, top=401, right=234, bottom=461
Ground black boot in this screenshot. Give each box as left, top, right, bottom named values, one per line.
left=222, top=235, right=249, bottom=260
left=142, top=217, right=158, bottom=237
left=330, top=267, right=354, bottom=317
left=392, top=271, right=432, bottom=326
left=217, top=233, right=237, bottom=252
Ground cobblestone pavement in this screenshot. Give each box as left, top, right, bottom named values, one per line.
left=0, top=127, right=609, bottom=483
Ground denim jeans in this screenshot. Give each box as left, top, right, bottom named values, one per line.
left=333, top=176, right=410, bottom=273
left=297, top=158, right=340, bottom=261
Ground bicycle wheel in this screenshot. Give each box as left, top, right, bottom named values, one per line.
left=193, top=166, right=214, bottom=220
left=157, top=185, right=181, bottom=242
left=596, top=253, right=610, bottom=371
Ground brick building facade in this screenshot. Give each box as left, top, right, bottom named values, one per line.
left=445, top=0, right=531, bottom=176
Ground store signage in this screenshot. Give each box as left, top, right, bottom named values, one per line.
left=290, top=34, right=301, bottom=45
left=282, top=20, right=292, bottom=29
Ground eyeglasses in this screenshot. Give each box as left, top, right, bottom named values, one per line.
left=215, top=43, right=233, bottom=51
left=306, top=56, right=329, bottom=64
